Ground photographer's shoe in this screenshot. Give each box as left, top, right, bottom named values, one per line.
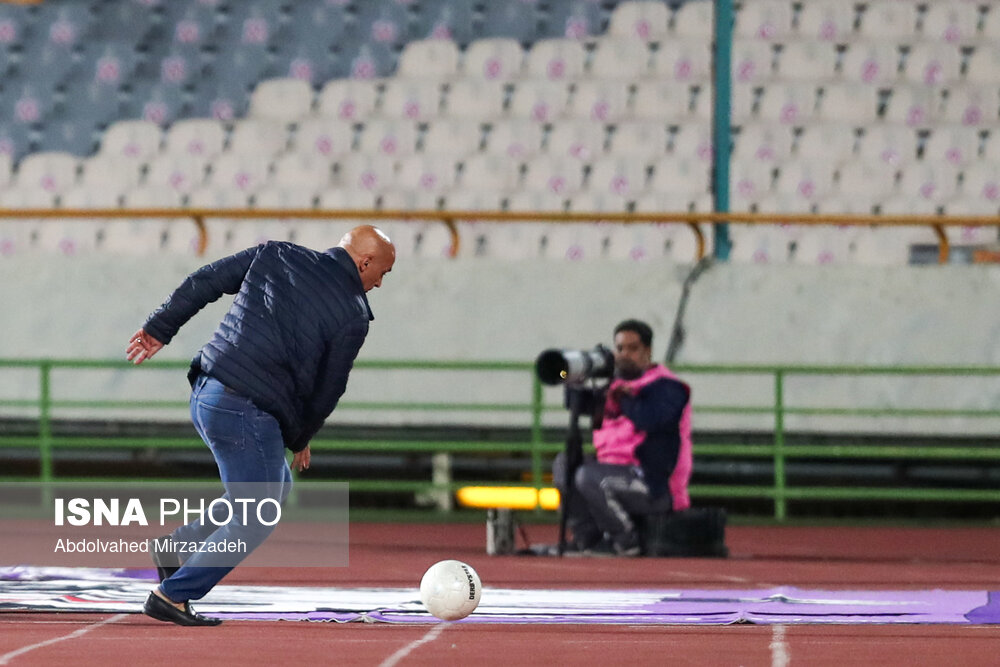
left=143, top=592, right=222, bottom=627
left=148, top=536, right=180, bottom=582
left=584, top=534, right=641, bottom=558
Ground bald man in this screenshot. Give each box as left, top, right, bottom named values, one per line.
left=127, top=225, right=395, bottom=626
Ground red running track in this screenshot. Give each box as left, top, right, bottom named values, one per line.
left=3, top=523, right=1000, bottom=666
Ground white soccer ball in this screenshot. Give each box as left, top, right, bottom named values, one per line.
left=419, top=559, right=482, bottom=621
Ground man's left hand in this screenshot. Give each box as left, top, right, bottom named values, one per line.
left=292, top=446, right=311, bottom=473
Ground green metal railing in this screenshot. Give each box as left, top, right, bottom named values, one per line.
left=2, top=359, right=1000, bottom=520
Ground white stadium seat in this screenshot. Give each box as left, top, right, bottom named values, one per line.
left=524, top=38, right=587, bottom=81
left=920, top=3, right=980, bottom=44
left=15, top=152, right=79, bottom=193
left=775, top=40, right=839, bottom=82
left=394, top=154, right=459, bottom=194
left=144, top=154, right=208, bottom=195
left=291, top=117, right=355, bottom=162
left=609, top=121, right=670, bottom=161
left=901, top=43, right=962, bottom=87
left=858, top=0, right=920, bottom=42
left=567, top=80, right=631, bottom=123
left=421, top=118, right=483, bottom=156
left=379, top=79, right=443, bottom=121
left=249, top=78, right=314, bottom=121
left=441, top=79, right=506, bottom=120
left=756, top=82, right=818, bottom=125
left=734, top=0, right=793, bottom=41
left=461, top=38, right=524, bottom=81
left=79, top=154, right=143, bottom=193
left=546, top=120, right=607, bottom=162
left=882, top=85, right=944, bottom=128
left=506, top=79, right=571, bottom=123
left=164, top=119, right=227, bottom=159
left=588, top=38, right=650, bottom=80
left=608, top=1, right=670, bottom=42
left=586, top=156, right=649, bottom=200
left=733, top=122, right=795, bottom=164
left=99, top=120, right=162, bottom=162
left=270, top=153, right=335, bottom=191
left=227, top=118, right=289, bottom=157
left=795, top=0, right=855, bottom=42
left=773, top=159, right=836, bottom=206
left=397, top=39, right=460, bottom=80
left=460, top=153, right=522, bottom=192
left=942, top=86, right=998, bottom=127
left=794, top=123, right=856, bottom=165
left=522, top=154, right=585, bottom=196
left=857, top=124, right=919, bottom=168
left=835, top=162, right=899, bottom=205
left=336, top=154, right=397, bottom=193
left=317, top=79, right=379, bottom=121
left=840, top=42, right=901, bottom=86
left=922, top=125, right=982, bottom=167
left=895, top=162, right=961, bottom=206
left=670, top=0, right=713, bottom=39
left=483, top=119, right=544, bottom=159
left=206, top=153, right=271, bottom=194
left=649, top=38, right=711, bottom=84
left=648, top=155, right=711, bottom=200
left=964, top=45, right=1000, bottom=86
left=631, top=80, right=696, bottom=122
left=731, top=39, right=774, bottom=84
left=357, top=118, right=419, bottom=158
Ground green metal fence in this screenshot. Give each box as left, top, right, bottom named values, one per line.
left=2, top=359, right=1000, bottom=520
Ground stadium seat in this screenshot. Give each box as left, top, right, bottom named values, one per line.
left=397, top=39, right=461, bottom=80
left=524, top=38, right=587, bottom=81
left=253, top=185, right=320, bottom=210
left=143, top=154, right=208, bottom=196
left=796, top=122, right=857, bottom=167
left=460, top=153, right=522, bottom=192
left=922, top=125, right=982, bottom=167
left=441, top=79, right=506, bottom=120
left=394, top=154, right=460, bottom=194
left=729, top=158, right=774, bottom=211
left=317, top=78, right=380, bottom=122
left=670, top=0, right=714, bottom=39
left=733, top=122, right=796, bottom=165
left=817, top=82, right=881, bottom=125
left=270, top=152, right=335, bottom=193
left=188, top=79, right=250, bottom=121
left=206, top=153, right=271, bottom=195
left=461, top=38, right=524, bottom=81
left=442, top=190, right=505, bottom=258
left=729, top=82, right=759, bottom=124
left=981, top=6, right=1000, bottom=42
left=608, top=121, right=670, bottom=162
left=756, top=82, right=818, bottom=125
left=421, top=118, right=483, bottom=156
left=840, top=42, right=901, bottom=86
left=357, top=118, right=419, bottom=159
left=856, top=124, right=919, bottom=168
left=895, top=162, right=961, bottom=208
left=291, top=117, right=355, bottom=162
left=608, top=1, right=670, bottom=42
left=546, top=120, right=607, bottom=162
left=379, top=79, right=444, bottom=121
left=503, top=190, right=567, bottom=260
left=226, top=118, right=290, bottom=158
left=268, top=40, right=341, bottom=85
left=964, top=44, right=1000, bottom=86
left=522, top=154, right=585, bottom=197
left=79, top=154, right=143, bottom=195
left=920, top=2, right=981, bottom=44
left=957, top=162, right=1000, bottom=211
left=99, top=120, right=163, bottom=163
left=670, top=124, right=713, bottom=162
left=733, top=0, right=793, bottom=41
left=834, top=162, right=899, bottom=209
left=901, top=42, right=962, bottom=87
left=123, top=81, right=187, bottom=127
left=15, top=151, right=79, bottom=194
left=648, top=155, right=711, bottom=201
left=631, top=80, right=696, bottom=122
left=164, top=119, right=227, bottom=160
left=482, top=119, right=544, bottom=159
left=731, top=39, right=774, bottom=84
left=588, top=38, right=651, bottom=80
left=478, top=2, right=542, bottom=43
left=775, top=40, right=839, bottom=82
left=249, top=78, right=315, bottom=122
left=567, top=79, right=631, bottom=123
left=633, top=192, right=712, bottom=261
left=941, top=85, right=998, bottom=127
left=857, top=0, right=920, bottom=42
left=586, top=155, right=648, bottom=200
left=542, top=0, right=604, bottom=40
left=410, top=0, right=476, bottom=45
left=795, top=0, right=855, bottom=42
left=882, top=85, right=943, bottom=128
left=773, top=159, right=836, bottom=207
left=507, top=79, right=571, bottom=122
left=337, top=154, right=398, bottom=193
left=649, top=38, right=711, bottom=84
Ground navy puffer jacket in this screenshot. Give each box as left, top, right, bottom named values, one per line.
left=143, top=242, right=373, bottom=452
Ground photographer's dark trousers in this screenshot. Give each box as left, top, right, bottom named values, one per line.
left=553, top=452, right=672, bottom=548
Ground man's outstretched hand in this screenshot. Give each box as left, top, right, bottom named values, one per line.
left=292, top=446, right=311, bottom=473
left=127, top=329, right=164, bottom=365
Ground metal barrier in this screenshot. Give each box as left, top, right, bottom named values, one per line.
left=2, top=358, right=1000, bottom=520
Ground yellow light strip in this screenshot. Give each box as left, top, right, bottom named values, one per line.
left=455, top=486, right=561, bottom=511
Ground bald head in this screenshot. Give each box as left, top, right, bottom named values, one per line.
left=338, top=225, right=396, bottom=292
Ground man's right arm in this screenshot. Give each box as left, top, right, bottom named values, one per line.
left=142, top=246, right=259, bottom=345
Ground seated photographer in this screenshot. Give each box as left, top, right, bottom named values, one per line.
left=554, top=319, right=692, bottom=556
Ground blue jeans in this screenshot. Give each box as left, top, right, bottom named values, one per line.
left=160, top=375, right=292, bottom=603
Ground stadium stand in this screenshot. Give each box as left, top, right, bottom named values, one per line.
left=0, top=0, right=995, bottom=264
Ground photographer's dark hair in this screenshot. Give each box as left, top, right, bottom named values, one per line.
left=614, top=319, right=653, bottom=348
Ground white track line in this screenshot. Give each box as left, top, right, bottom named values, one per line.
left=379, top=622, right=449, bottom=667
left=770, top=624, right=789, bottom=667
left=0, top=614, right=127, bottom=666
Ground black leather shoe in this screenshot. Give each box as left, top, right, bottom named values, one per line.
left=148, top=536, right=180, bottom=582
left=143, top=592, right=222, bottom=627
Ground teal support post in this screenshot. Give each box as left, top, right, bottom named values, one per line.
left=773, top=370, right=786, bottom=521
left=712, top=0, right=734, bottom=261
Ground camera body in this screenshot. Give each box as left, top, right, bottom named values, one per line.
left=535, top=345, right=614, bottom=386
